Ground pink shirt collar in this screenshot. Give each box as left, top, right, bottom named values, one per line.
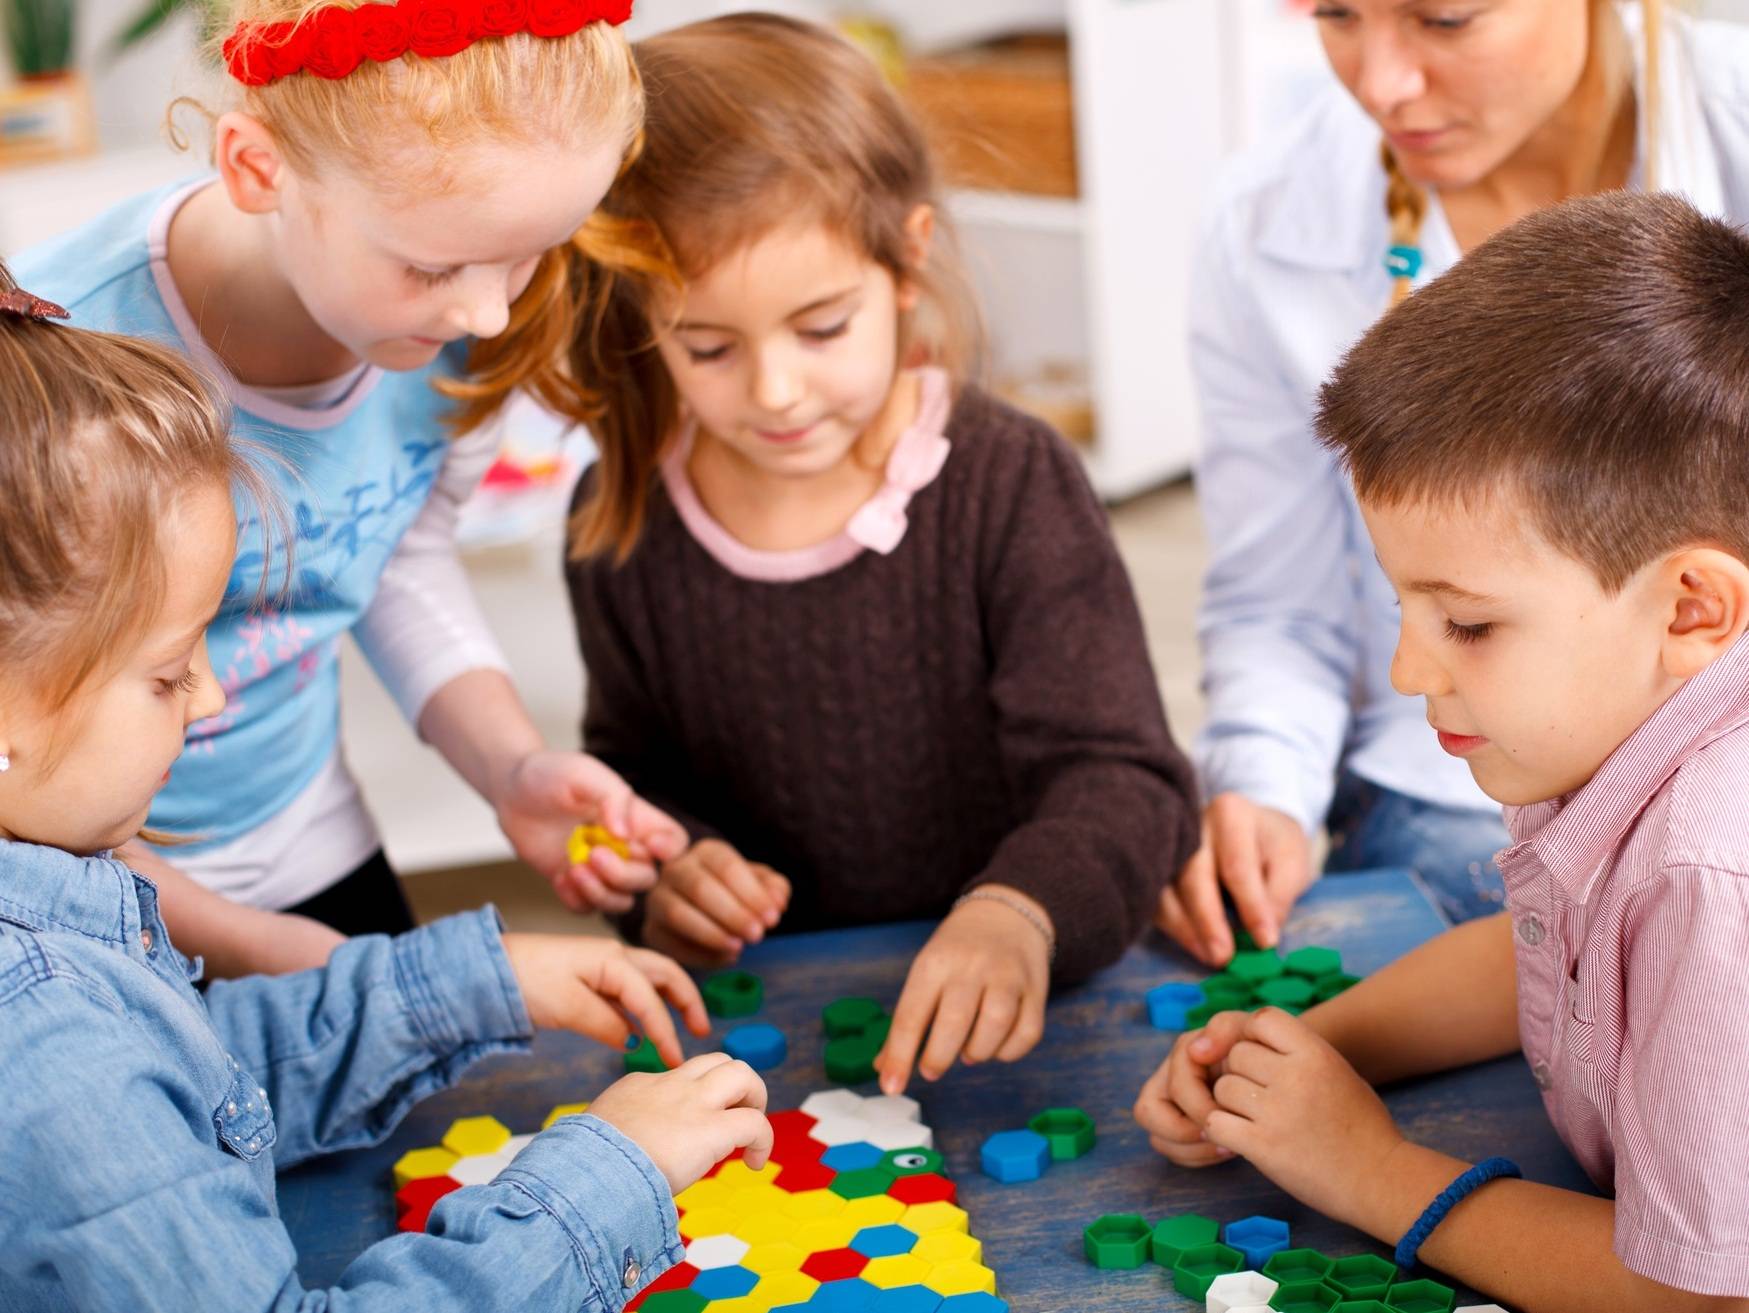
left=1502, top=630, right=1749, bottom=902
left=660, top=368, right=954, bottom=583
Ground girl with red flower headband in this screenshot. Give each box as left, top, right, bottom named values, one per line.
left=10, top=0, right=679, bottom=977
left=464, top=13, right=1200, bottom=1097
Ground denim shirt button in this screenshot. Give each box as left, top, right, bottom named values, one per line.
left=140, top=928, right=153, bottom=953
left=227, top=1101, right=238, bottom=1115
left=621, top=1247, right=640, bottom=1289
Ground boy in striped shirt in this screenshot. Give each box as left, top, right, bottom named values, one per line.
left=1136, top=192, right=1749, bottom=1312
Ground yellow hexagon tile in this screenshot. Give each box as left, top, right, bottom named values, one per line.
left=713, top=1160, right=782, bottom=1189
left=780, top=1188, right=846, bottom=1220
left=927, top=1260, right=997, bottom=1296
left=840, top=1194, right=905, bottom=1228
left=541, top=1102, right=590, bottom=1130
left=676, top=1205, right=737, bottom=1240
left=751, top=1271, right=819, bottom=1309
left=863, top=1254, right=932, bottom=1289
left=441, top=1115, right=511, bottom=1158
left=730, top=1183, right=791, bottom=1217
left=913, top=1229, right=982, bottom=1265
left=674, top=1177, right=736, bottom=1214
left=696, top=1298, right=761, bottom=1313
left=793, top=1217, right=858, bottom=1252
left=391, top=1146, right=458, bottom=1190
left=742, top=1242, right=807, bottom=1275
left=736, top=1213, right=796, bottom=1246
left=901, top=1201, right=969, bottom=1236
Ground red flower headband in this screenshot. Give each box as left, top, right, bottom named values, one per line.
left=223, top=0, right=632, bottom=87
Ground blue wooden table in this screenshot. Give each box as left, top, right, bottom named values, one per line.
left=279, top=870, right=1592, bottom=1310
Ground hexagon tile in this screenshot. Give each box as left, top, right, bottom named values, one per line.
left=388, top=1090, right=1003, bottom=1312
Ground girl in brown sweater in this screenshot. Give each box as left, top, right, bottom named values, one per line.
left=469, top=13, right=1199, bottom=1094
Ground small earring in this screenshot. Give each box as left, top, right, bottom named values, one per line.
left=0, top=754, right=10, bottom=773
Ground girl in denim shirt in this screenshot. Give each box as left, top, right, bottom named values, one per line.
left=0, top=262, right=771, bottom=1311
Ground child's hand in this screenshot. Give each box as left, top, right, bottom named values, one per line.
left=494, top=750, right=687, bottom=914
left=644, top=840, right=791, bottom=966
left=587, top=1054, right=775, bottom=1194
left=875, top=888, right=1050, bottom=1095
left=1202, top=1008, right=1405, bottom=1227
left=1132, top=1009, right=1255, bottom=1167
left=500, top=934, right=710, bottom=1067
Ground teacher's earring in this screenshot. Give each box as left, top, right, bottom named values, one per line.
left=0, top=754, right=10, bottom=773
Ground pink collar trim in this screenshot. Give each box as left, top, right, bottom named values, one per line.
left=147, top=178, right=384, bottom=431
left=661, top=368, right=953, bottom=583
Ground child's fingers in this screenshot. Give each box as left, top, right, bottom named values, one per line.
left=993, top=994, right=1046, bottom=1063
left=698, top=1057, right=770, bottom=1116
left=917, top=982, right=981, bottom=1082
left=698, top=849, right=781, bottom=933
left=627, top=797, right=688, bottom=863
left=1187, top=1008, right=1253, bottom=1066
left=649, top=887, right=744, bottom=957
left=1208, top=803, right=1276, bottom=950
left=749, top=865, right=792, bottom=916
left=1132, top=1081, right=1205, bottom=1143
left=723, top=1106, right=776, bottom=1171
left=626, top=947, right=712, bottom=1038
left=1241, top=1005, right=1308, bottom=1055
left=1148, top=1132, right=1236, bottom=1167
left=1155, top=882, right=1213, bottom=966
left=571, top=862, right=635, bottom=915
left=597, top=958, right=685, bottom=1066
left=961, top=986, right=1020, bottom=1065
left=1178, top=844, right=1233, bottom=965
left=1203, top=1108, right=1255, bottom=1158
left=876, top=974, right=941, bottom=1095
left=1165, top=1044, right=1221, bottom=1128
left=588, top=847, right=659, bottom=897
left=1223, top=1037, right=1287, bottom=1085
left=1211, top=1070, right=1267, bottom=1121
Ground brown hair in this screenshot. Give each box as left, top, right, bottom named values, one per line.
left=1382, top=0, right=1664, bottom=306
left=1315, top=191, right=1749, bottom=591
left=0, top=261, right=263, bottom=714
left=460, top=12, right=982, bottom=560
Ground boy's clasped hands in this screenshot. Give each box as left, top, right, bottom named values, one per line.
left=1135, top=1006, right=1406, bottom=1231
left=634, top=837, right=1053, bottom=1096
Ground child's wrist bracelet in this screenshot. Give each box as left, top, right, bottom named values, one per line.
left=952, top=888, right=1056, bottom=963
left=1394, top=1156, right=1521, bottom=1270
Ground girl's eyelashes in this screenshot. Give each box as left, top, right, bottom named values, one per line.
left=406, top=265, right=461, bottom=288
left=800, top=319, right=851, bottom=343
left=1444, top=618, right=1493, bottom=646
left=684, top=343, right=732, bottom=364
left=158, top=669, right=200, bottom=697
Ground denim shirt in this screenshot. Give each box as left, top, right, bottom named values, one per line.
left=0, top=841, right=683, bottom=1312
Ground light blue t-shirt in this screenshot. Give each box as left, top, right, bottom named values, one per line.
left=13, top=179, right=472, bottom=851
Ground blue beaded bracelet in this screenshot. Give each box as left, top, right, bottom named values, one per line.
left=1394, top=1156, right=1522, bottom=1270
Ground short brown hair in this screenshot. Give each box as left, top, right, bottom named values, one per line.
left=457, top=12, right=982, bottom=560
left=0, top=261, right=260, bottom=711
left=1315, top=191, right=1749, bottom=592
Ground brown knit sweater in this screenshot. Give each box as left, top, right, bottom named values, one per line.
left=565, top=386, right=1199, bottom=983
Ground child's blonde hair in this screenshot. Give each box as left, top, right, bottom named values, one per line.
left=196, top=0, right=642, bottom=182
left=0, top=263, right=257, bottom=714
left=1383, top=0, right=1666, bottom=306
left=459, top=12, right=983, bottom=561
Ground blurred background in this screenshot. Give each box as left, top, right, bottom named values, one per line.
left=5, top=0, right=1748, bottom=924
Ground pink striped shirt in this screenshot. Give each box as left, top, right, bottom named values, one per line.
left=1500, top=633, right=1749, bottom=1297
